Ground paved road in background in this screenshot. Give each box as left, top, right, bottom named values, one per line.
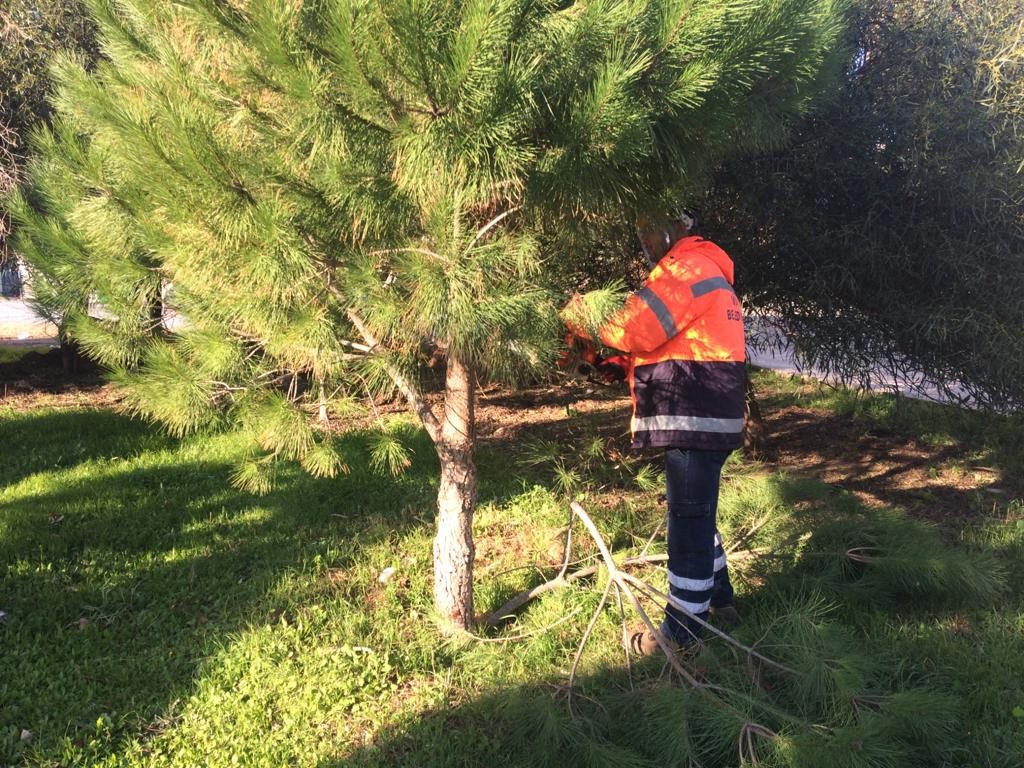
left=1, top=300, right=982, bottom=409
left=0, top=299, right=57, bottom=342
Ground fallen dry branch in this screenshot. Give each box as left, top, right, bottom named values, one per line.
left=567, top=500, right=703, bottom=688
left=484, top=548, right=765, bottom=628
left=483, top=553, right=668, bottom=628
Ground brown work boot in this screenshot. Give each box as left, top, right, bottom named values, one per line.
left=624, top=626, right=695, bottom=658
left=709, top=604, right=741, bottom=628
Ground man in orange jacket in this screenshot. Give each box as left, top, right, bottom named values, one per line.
left=565, top=211, right=745, bottom=655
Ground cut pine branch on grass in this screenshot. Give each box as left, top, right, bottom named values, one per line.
left=563, top=501, right=799, bottom=678
left=482, top=501, right=797, bottom=683
left=553, top=500, right=805, bottom=764
left=484, top=549, right=764, bottom=628
left=566, top=501, right=703, bottom=689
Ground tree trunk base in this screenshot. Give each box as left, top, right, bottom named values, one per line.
left=743, top=367, right=767, bottom=456
left=432, top=354, right=478, bottom=634
left=433, top=465, right=476, bottom=633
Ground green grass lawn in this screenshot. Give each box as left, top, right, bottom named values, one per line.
left=2, top=377, right=1023, bottom=767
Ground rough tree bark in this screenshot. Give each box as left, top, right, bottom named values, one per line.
left=432, top=353, right=478, bottom=633
left=347, top=309, right=478, bottom=633
left=59, top=329, right=78, bottom=375
left=743, top=364, right=766, bottom=455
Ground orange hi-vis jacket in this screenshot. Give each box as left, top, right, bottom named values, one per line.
left=576, top=236, right=746, bottom=451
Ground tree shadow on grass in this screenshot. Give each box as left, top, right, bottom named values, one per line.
left=0, top=409, right=170, bottom=488
left=0, top=403, right=579, bottom=763
left=3, top=406, right=1021, bottom=766
left=332, top=668, right=673, bottom=768
left=332, top=647, right=1022, bottom=768
left=0, top=408, right=454, bottom=763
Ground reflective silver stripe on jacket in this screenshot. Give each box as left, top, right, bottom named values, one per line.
left=690, top=276, right=734, bottom=298
left=636, top=286, right=676, bottom=337
left=631, top=414, right=744, bottom=434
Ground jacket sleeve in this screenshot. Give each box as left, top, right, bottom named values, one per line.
left=598, top=267, right=695, bottom=353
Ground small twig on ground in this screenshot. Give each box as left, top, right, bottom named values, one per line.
left=556, top=508, right=574, bottom=581
left=472, top=607, right=583, bottom=643
left=615, top=584, right=633, bottom=690
left=568, top=580, right=613, bottom=716
left=638, top=518, right=664, bottom=558
left=846, top=546, right=880, bottom=564
left=726, top=514, right=771, bottom=555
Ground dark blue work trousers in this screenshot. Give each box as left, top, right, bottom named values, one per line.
left=661, top=448, right=734, bottom=645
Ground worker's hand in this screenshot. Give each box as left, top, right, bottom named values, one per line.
left=557, top=333, right=601, bottom=376
left=596, top=355, right=628, bottom=383
left=560, top=293, right=589, bottom=338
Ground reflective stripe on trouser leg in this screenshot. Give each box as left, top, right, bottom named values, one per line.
left=711, top=530, right=735, bottom=608
left=714, top=532, right=726, bottom=572
left=663, top=448, right=730, bottom=644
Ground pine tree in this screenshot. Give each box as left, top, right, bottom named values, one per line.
left=9, top=0, right=843, bottom=632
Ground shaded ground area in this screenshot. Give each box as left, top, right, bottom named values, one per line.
left=0, top=346, right=113, bottom=409
left=4, top=364, right=1018, bottom=523
left=751, top=374, right=1024, bottom=524
left=476, top=377, right=1023, bottom=524
left=477, top=383, right=628, bottom=445
left=762, top=403, right=1008, bottom=521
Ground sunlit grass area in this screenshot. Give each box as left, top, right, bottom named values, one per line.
left=2, top=378, right=1023, bottom=767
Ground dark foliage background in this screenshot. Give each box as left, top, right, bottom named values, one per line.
left=1, top=1, right=98, bottom=275
left=702, top=0, right=1024, bottom=410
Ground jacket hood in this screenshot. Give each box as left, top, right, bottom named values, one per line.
left=671, top=236, right=735, bottom=285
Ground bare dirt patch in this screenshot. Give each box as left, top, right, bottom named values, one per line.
left=477, top=383, right=628, bottom=445
left=473, top=382, right=1017, bottom=524
left=3, top=361, right=1014, bottom=522
left=761, top=403, right=1017, bottom=522
left=0, top=347, right=117, bottom=411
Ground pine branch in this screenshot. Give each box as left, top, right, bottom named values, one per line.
left=345, top=308, right=441, bottom=444
left=567, top=501, right=702, bottom=688
left=568, top=579, right=613, bottom=717
left=484, top=548, right=765, bottom=628
left=483, top=553, right=667, bottom=628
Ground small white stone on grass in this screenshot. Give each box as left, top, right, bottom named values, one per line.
left=378, top=567, right=397, bottom=584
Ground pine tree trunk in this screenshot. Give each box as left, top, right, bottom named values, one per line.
left=433, top=353, right=477, bottom=633
left=59, top=328, right=78, bottom=376
left=743, top=364, right=766, bottom=455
